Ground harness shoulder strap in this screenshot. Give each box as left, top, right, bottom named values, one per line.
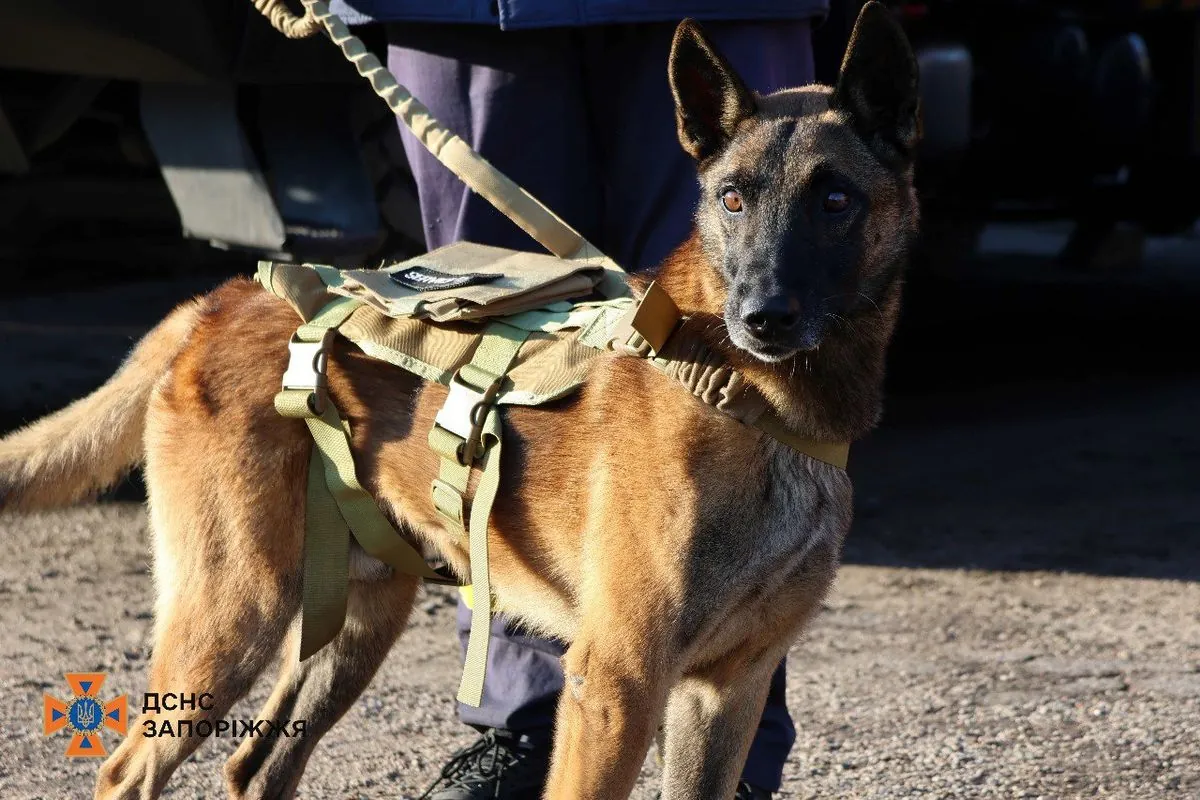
left=424, top=322, right=530, bottom=706
left=275, top=299, right=450, bottom=660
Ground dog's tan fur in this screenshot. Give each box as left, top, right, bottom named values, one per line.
left=0, top=7, right=920, bottom=799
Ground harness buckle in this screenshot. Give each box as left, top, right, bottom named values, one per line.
left=281, top=330, right=336, bottom=415
left=434, top=367, right=503, bottom=465
left=607, top=281, right=681, bottom=357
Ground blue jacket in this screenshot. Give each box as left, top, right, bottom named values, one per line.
left=328, top=0, right=827, bottom=29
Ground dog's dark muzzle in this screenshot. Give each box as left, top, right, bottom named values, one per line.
left=738, top=294, right=828, bottom=354
left=741, top=295, right=801, bottom=342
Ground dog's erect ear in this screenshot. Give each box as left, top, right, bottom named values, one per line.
left=669, top=19, right=757, bottom=161
left=832, top=2, right=920, bottom=162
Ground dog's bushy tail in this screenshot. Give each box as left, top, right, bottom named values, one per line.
left=0, top=300, right=201, bottom=511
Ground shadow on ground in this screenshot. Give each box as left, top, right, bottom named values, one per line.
left=847, top=250, right=1200, bottom=581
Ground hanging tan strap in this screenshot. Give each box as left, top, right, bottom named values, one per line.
left=298, top=447, right=350, bottom=658
left=251, top=0, right=631, bottom=300
left=275, top=298, right=455, bottom=658
left=457, top=408, right=506, bottom=706
left=424, top=322, right=530, bottom=706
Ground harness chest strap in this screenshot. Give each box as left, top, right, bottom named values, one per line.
left=612, top=283, right=851, bottom=470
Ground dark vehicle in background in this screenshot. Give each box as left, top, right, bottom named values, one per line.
left=815, top=0, right=1200, bottom=272
left=0, top=0, right=1196, bottom=277
left=0, top=0, right=423, bottom=279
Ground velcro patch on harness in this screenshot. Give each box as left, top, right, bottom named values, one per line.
left=388, top=266, right=501, bottom=292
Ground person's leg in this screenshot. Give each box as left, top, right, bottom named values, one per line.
left=386, top=23, right=603, bottom=253
left=585, top=21, right=814, bottom=791
left=385, top=24, right=594, bottom=777
left=739, top=662, right=796, bottom=792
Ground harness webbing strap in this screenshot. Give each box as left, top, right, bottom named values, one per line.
left=300, top=448, right=350, bottom=659
left=754, top=414, right=850, bottom=470
left=303, top=295, right=360, bottom=330
left=457, top=409, right=505, bottom=706
left=306, top=401, right=445, bottom=582
left=425, top=322, right=530, bottom=706
left=277, top=298, right=448, bottom=659
left=611, top=284, right=851, bottom=469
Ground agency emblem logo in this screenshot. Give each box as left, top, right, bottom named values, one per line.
left=43, top=672, right=128, bottom=758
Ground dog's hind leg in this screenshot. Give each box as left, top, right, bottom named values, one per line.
left=222, top=571, right=418, bottom=799
left=657, top=646, right=783, bottom=800
left=93, top=555, right=297, bottom=800
left=96, top=430, right=308, bottom=800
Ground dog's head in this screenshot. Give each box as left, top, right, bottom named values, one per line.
left=670, top=2, right=920, bottom=362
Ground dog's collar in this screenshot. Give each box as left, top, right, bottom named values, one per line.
left=608, top=283, right=850, bottom=470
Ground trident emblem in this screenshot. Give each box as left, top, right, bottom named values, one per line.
left=43, top=672, right=128, bottom=758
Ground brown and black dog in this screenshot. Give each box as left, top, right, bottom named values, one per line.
left=0, top=4, right=919, bottom=798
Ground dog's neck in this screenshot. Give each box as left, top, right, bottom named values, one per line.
left=646, top=233, right=900, bottom=443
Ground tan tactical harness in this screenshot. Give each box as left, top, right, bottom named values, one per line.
left=253, top=0, right=849, bottom=707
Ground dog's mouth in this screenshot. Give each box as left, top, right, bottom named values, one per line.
left=734, top=336, right=798, bottom=363
left=727, top=318, right=825, bottom=363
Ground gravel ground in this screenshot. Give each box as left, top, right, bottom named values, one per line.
left=1, top=230, right=1199, bottom=798
left=2, top=494, right=1197, bottom=799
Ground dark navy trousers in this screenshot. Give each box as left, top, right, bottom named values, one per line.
left=387, top=21, right=814, bottom=791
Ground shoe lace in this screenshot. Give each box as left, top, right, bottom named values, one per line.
left=417, top=729, right=540, bottom=799
left=734, top=783, right=769, bottom=800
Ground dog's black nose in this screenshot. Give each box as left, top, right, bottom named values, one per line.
left=743, top=297, right=800, bottom=339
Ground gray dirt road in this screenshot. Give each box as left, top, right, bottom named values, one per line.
left=2, top=232, right=1200, bottom=798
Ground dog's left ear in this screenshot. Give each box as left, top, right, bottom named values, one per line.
left=832, top=1, right=920, bottom=163
left=669, top=19, right=757, bottom=161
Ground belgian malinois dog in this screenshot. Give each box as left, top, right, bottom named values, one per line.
left=0, top=4, right=918, bottom=798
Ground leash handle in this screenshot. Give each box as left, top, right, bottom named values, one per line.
left=252, top=0, right=629, bottom=293
left=253, top=0, right=321, bottom=38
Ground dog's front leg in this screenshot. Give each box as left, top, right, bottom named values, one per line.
left=657, top=646, right=784, bottom=800
left=544, top=633, right=672, bottom=800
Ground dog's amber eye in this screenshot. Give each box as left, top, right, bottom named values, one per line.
left=721, top=189, right=744, bottom=213
left=823, top=190, right=851, bottom=213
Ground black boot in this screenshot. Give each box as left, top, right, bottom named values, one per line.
left=735, top=783, right=774, bottom=800
left=418, top=728, right=551, bottom=800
